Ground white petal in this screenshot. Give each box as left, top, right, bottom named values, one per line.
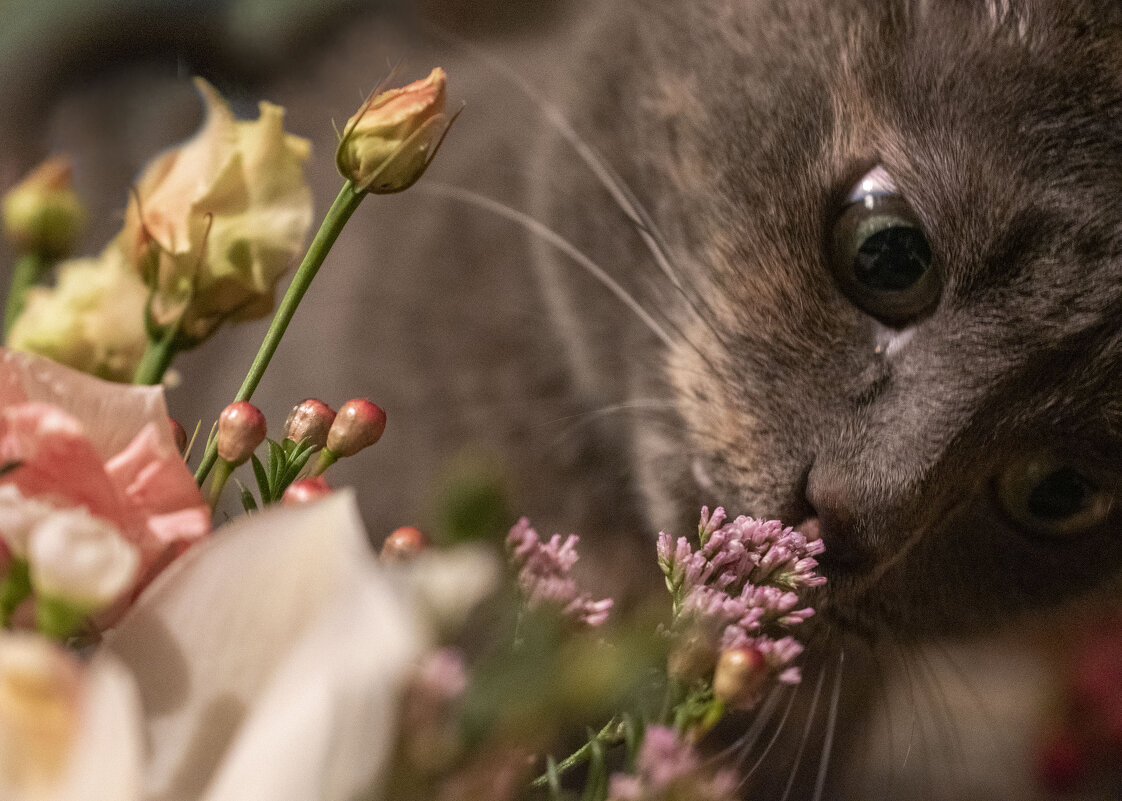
left=101, top=490, right=375, bottom=800
left=201, top=565, right=424, bottom=801
left=54, top=654, right=144, bottom=801
left=406, top=545, right=500, bottom=635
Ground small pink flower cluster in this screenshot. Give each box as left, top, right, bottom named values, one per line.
left=608, top=726, right=738, bottom=801
left=680, top=587, right=809, bottom=686
left=658, top=507, right=824, bottom=694
left=506, top=518, right=613, bottom=628
left=659, top=507, right=826, bottom=599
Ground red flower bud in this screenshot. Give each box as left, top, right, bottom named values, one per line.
left=282, top=477, right=332, bottom=506
left=381, top=526, right=429, bottom=562
left=283, top=398, right=335, bottom=449
left=326, top=399, right=386, bottom=458
left=216, top=401, right=266, bottom=466
left=168, top=417, right=188, bottom=454
left=712, top=647, right=769, bottom=711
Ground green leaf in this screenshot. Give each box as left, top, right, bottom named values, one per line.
left=266, top=439, right=286, bottom=494
left=621, top=713, right=642, bottom=763
left=581, top=728, right=609, bottom=801
left=235, top=478, right=259, bottom=513
left=251, top=454, right=271, bottom=503
left=278, top=440, right=316, bottom=489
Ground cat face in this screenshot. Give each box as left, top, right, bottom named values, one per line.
left=533, top=0, right=1122, bottom=637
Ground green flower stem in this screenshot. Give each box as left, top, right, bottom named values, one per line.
left=3, top=251, right=49, bottom=340
left=132, top=319, right=181, bottom=385
left=206, top=458, right=235, bottom=511
left=308, top=447, right=338, bottom=478
left=195, top=181, right=365, bottom=486
left=529, top=717, right=624, bottom=790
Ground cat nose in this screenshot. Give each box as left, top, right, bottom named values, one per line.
left=804, top=469, right=876, bottom=574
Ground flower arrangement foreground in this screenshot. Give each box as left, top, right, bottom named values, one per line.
left=0, top=68, right=825, bottom=800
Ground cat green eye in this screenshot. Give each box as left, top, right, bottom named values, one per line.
left=996, top=452, right=1115, bottom=538
left=830, top=168, right=939, bottom=324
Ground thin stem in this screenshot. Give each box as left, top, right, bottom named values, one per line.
left=3, top=251, right=49, bottom=339
left=529, top=717, right=623, bottom=789
left=194, top=182, right=365, bottom=485
left=132, top=321, right=181, bottom=385
left=206, top=458, right=235, bottom=511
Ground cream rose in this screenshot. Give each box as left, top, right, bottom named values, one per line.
left=119, top=78, right=313, bottom=345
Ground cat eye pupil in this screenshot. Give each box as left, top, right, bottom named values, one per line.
left=829, top=169, right=940, bottom=324
left=1026, top=467, right=1094, bottom=521
left=854, top=225, right=931, bottom=291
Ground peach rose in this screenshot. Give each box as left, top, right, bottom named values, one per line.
left=336, top=68, right=450, bottom=193
left=0, top=349, right=209, bottom=605
left=119, top=78, right=313, bottom=345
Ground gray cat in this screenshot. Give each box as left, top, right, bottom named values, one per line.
left=5, top=0, right=1121, bottom=797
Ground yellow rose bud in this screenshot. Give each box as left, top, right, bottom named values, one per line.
left=120, top=78, right=313, bottom=346
left=2, top=157, right=85, bottom=257
left=336, top=68, right=453, bottom=194
left=7, top=244, right=149, bottom=382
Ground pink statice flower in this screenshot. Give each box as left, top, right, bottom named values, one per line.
left=0, top=349, right=210, bottom=617
left=608, top=725, right=738, bottom=801
left=659, top=507, right=823, bottom=697
left=658, top=507, right=825, bottom=605
left=506, top=518, right=613, bottom=628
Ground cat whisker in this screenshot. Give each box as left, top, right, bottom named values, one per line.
left=740, top=682, right=800, bottom=785
left=910, top=646, right=969, bottom=781
left=419, top=182, right=677, bottom=349
left=537, top=399, right=680, bottom=430
left=423, top=22, right=731, bottom=347
left=540, top=399, right=681, bottom=447
left=717, top=684, right=783, bottom=764
left=421, top=182, right=727, bottom=379
left=864, top=641, right=903, bottom=796
left=778, top=657, right=828, bottom=801
left=811, top=647, right=845, bottom=801
left=887, top=636, right=928, bottom=794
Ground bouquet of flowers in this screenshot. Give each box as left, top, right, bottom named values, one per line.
left=0, top=66, right=824, bottom=801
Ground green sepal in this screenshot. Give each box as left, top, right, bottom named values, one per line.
left=0, top=559, right=32, bottom=625
left=37, top=595, right=88, bottom=641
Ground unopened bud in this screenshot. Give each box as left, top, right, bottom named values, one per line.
left=169, top=417, right=188, bottom=454
left=326, top=399, right=386, bottom=458
left=282, top=477, right=332, bottom=506
left=381, top=526, right=429, bottom=562
left=336, top=68, right=451, bottom=194
left=2, top=157, right=85, bottom=256
left=712, top=647, right=768, bottom=711
left=283, top=399, right=335, bottom=449
left=216, top=401, right=266, bottom=466
left=28, top=509, right=140, bottom=616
